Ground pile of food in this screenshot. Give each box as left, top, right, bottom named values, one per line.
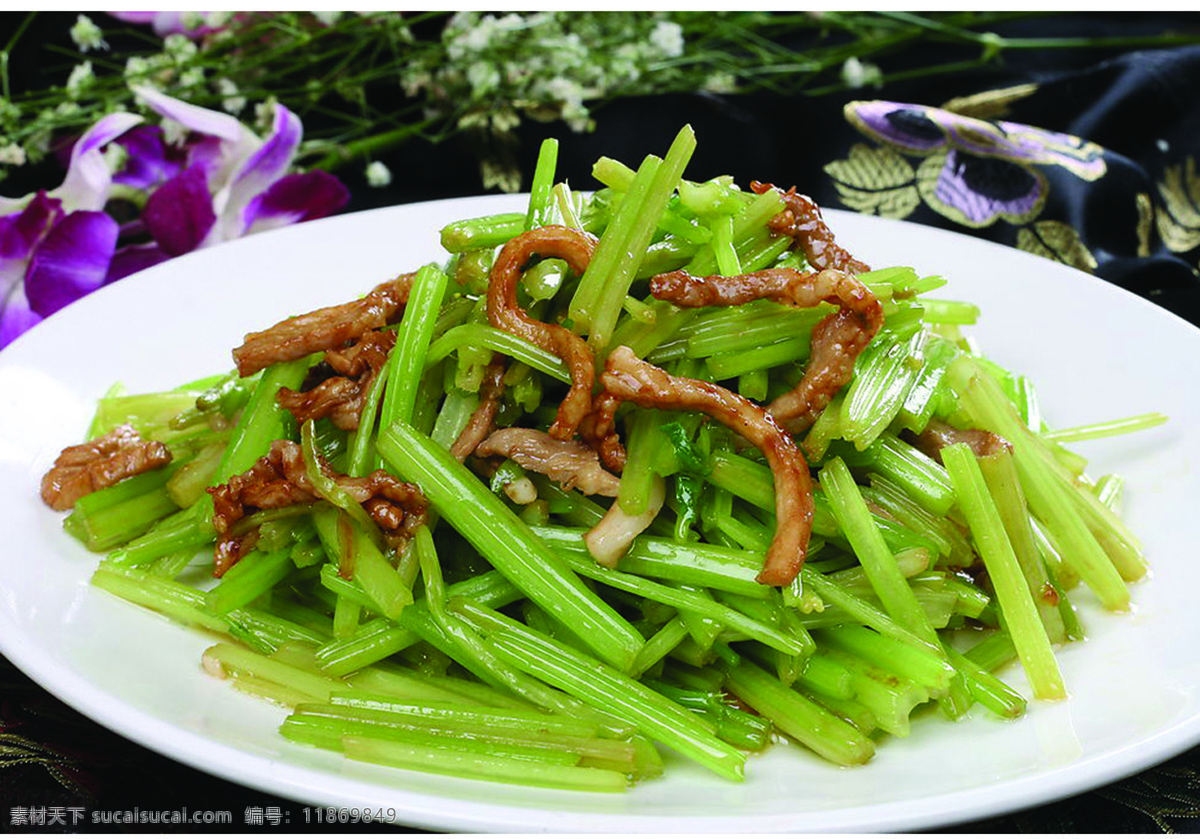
left=40, top=126, right=1161, bottom=791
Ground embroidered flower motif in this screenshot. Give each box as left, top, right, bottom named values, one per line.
left=841, top=100, right=1106, bottom=229
left=0, top=91, right=349, bottom=350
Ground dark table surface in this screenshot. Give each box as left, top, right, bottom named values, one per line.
left=5, top=11, right=1200, bottom=834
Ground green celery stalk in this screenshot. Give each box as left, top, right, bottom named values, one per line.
left=841, top=435, right=956, bottom=516
left=525, top=138, right=559, bottom=230
left=312, top=507, right=413, bottom=620
left=454, top=600, right=745, bottom=782
left=897, top=335, right=958, bottom=434
left=569, top=155, right=662, bottom=336
left=631, top=617, right=690, bottom=678
left=440, top=212, right=525, bottom=253
left=346, top=355, right=391, bottom=477
left=819, top=457, right=941, bottom=648
left=378, top=421, right=644, bottom=673
left=800, top=567, right=935, bottom=654
left=841, top=330, right=924, bottom=450
left=941, top=443, right=1065, bottom=700
left=206, top=548, right=294, bottom=614
left=978, top=448, right=1066, bottom=642
left=212, top=357, right=311, bottom=488
left=818, top=647, right=930, bottom=738
left=557, top=552, right=808, bottom=656
left=285, top=714, right=582, bottom=766
left=92, top=565, right=225, bottom=632
left=947, top=357, right=1135, bottom=606
left=1043, top=411, right=1168, bottom=443
left=720, top=659, right=874, bottom=766
left=706, top=336, right=811, bottom=381
left=617, top=408, right=666, bottom=516
left=711, top=213, right=741, bottom=276
left=341, top=735, right=627, bottom=792
left=815, top=625, right=954, bottom=693
left=532, top=525, right=766, bottom=599
left=313, top=570, right=522, bottom=676
left=571, top=125, right=697, bottom=348
left=67, top=486, right=180, bottom=551
left=203, top=642, right=343, bottom=701
left=945, top=647, right=1026, bottom=719
left=381, top=263, right=449, bottom=431
left=426, top=323, right=571, bottom=384
left=920, top=298, right=980, bottom=325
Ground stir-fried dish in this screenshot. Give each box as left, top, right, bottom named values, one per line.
left=39, top=127, right=1164, bottom=792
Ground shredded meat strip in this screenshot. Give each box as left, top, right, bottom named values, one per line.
left=232, top=273, right=414, bottom=377
left=750, top=181, right=871, bottom=275
left=450, top=359, right=507, bottom=462
left=593, top=346, right=813, bottom=587
left=276, top=329, right=396, bottom=431
left=208, top=439, right=427, bottom=576
left=650, top=266, right=884, bottom=431
left=41, top=424, right=172, bottom=511
left=475, top=427, right=622, bottom=497
left=909, top=419, right=1011, bottom=462
left=487, top=225, right=598, bottom=441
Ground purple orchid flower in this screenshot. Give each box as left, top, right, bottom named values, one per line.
left=123, top=86, right=349, bottom=266
left=0, top=192, right=117, bottom=347
left=0, top=89, right=349, bottom=350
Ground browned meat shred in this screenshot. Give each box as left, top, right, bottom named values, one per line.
left=231, top=273, right=413, bottom=377
left=487, top=225, right=598, bottom=441
left=41, top=424, right=172, bottom=511
left=650, top=266, right=884, bottom=432
left=276, top=329, right=395, bottom=431
left=909, top=419, right=1011, bottom=462
left=450, top=359, right=507, bottom=462
left=750, top=181, right=871, bottom=275
left=475, top=427, right=622, bottom=497
left=593, top=346, right=813, bottom=587
left=208, top=439, right=427, bottom=576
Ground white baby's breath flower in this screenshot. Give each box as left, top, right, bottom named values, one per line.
left=649, top=20, right=685, bottom=59
left=467, top=62, right=501, bottom=97
left=70, top=14, right=108, bottom=53
left=841, top=56, right=883, bottom=90
left=164, top=33, right=199, bottom=63
left=124, top=55, right=167, bottom=89
left=491, top=108, right=520, bottom=134
left=544, top=76, right=585, bottom=105
left=703, top=72, right=738, bottom=94
left=458, top=21, right=494, bottom=53
left=179, top=67, right=206, bottom=88
left=365, top=160, right=392, bottom=188
left=494, top=13, right=528, bottom=34
left=66, top=61, right=94, bottom=99
left=25, top=129, right=51, bottom=160
left=313, top=11, right=343, bottom=26
left=0, top=143, right=27, bottom=167
left=216, top=79, right=247, bottom=114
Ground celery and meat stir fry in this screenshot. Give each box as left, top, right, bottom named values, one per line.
left=41, top=126, right=1164, bottom=791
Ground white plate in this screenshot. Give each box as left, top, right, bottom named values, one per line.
left=1, top=195, right=1198, bottom=833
